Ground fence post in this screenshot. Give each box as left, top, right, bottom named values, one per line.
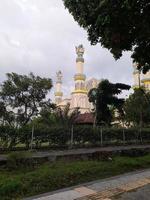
left=70, top=125, right=74, bottom=149
left=100, top=126, right=103, bottom=146
left=123, top=129, right=125, bottom=144
left=139, top=127, right=143, bottom=143
left=31, top=124, right=34, bottom=150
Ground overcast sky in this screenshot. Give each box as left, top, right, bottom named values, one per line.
left=0, top=0, right=133, bottom=99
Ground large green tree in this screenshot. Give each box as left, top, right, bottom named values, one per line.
left=0, top=72, right=52, bottom=126
left=63, top=0, right=150, bottom=73
left=124, top=88, right=150, bottom=127
left=88, top=79, right=130, bottom=125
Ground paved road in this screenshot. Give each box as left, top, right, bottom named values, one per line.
left=1, top=144, right=150, bottom=162
left=113, top=184, right=150, bottom=200
left=24, top=169, right=150, bottom=200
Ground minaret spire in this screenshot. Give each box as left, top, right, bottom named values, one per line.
left=133, top=62, right=141, bottom=88
left=55, top=70, right=63, bottom=104
left=70, top=44, right=90, bottom=113
left=76, top=44, right=84, bottom=63
left=74, top=44, right=87, bottom=93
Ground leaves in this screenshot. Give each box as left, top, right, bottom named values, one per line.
left=63, top=0, right=150, bottom=73
left=88, top=79, right=130, bottom=125
left=124, top=88, right=150, bottom=127
left=54, top=103, right=80, bottom=127
left=0, top=72, right=52, bottom=126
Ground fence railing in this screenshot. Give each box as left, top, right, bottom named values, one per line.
left=0, top=125, right=150, bottom=151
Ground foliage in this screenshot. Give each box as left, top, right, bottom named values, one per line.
left=0, top=125, right=19, bottom=149
left=33, top=124, right=70, bottom=146
left=0, top=102, right=15, bottom=126
left=54, top=103, right=80, bottom=127
left=36, top=103, right=80, bottom=127
left=0, top=179, right=21, bottom=200
left=37, top=103, right=56, bottom=125
left=0, top=125, right=150, bottom=150
left=6, top=151, right=32, bottom=170
left=1, top=155, right=150, bottom=199
left=124, top=88, right=150, bottom=127
left=63, top=0, right=150, bottom=73
left=0, top=72, right=52, bottom=126
left=88, top=80, right=130, bottom=125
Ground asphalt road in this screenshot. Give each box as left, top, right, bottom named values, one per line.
left=114, top=184, right=150, bottom=200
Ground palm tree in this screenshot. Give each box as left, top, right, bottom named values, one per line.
left=54, top=103, right=80, bottom=127
left=88, top=79, right=130, bottom=126
left=38, top=103, right=80, bottom=128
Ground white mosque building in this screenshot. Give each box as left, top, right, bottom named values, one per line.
left=54, top=44, right=100, bottom=113
left=54, top=45, right=150, bottom=114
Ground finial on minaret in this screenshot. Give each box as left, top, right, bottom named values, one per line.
left=56, top=70, right=63, bottom=83
left=55, top=70, right=63, bottom=104
left=76, top=44, right=85, bottom=63
left=133, top=62, right=139, bottom=73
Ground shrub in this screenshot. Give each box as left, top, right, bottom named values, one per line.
left=0, top=125, right=150, bottom=150
left=0, top=125, right=18, bottom=149
left=0, top=179, right=22, bottom=200
left=6, top=152, right=32, bottom=169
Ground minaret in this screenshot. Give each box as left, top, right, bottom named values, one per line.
left=70, top=44, right=90, bottom=113
left=133, top=62, right=141, bottom=88
left=141, top=70, right=150, bottom=90
left=55, top=71, right=63, bottom=104
left=74, top=44, right=87, bottom=94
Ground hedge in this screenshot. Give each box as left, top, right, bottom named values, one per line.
left=0, top=125, right=150, bottom=150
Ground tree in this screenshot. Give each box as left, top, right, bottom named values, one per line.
left=0, top=72, right=52, bottom=126
left=0, top=102, right=14, bottom=125
left=88, top=79, right=130, bottom=125
left=55, top=103, right=80, bottom=127
left=37, top=103, right=56, bottom=125
left=63, top=0, right=150, bottom=73
left=35, top=103, right=80, bottom=128
left=124, top=88, right=150, bottom=127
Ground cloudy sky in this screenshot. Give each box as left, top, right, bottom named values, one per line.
left=0, top=0, right=133, bottom=99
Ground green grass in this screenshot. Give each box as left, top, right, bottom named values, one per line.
left=1, top=155, right=150, bottom=200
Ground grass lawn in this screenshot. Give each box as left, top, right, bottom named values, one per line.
left=1, top=154, right=150, bottom=200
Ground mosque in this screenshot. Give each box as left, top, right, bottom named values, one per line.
left=54, top=44, right=99, bottom=113
left=133, top=63, right=150, bottom=90
left=54, top=44, right=150, bottom=114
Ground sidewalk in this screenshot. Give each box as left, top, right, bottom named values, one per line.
left=24, top=168, right=150, bottom=200
left=1, top=144, right=150, bottom=162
